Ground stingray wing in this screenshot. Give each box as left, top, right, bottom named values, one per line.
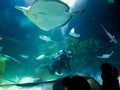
left=26, top=0, right=72, bottom=31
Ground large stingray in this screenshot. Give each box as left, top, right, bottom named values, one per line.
left=15, top=0, right=72, bottom=31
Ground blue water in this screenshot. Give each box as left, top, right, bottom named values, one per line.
left=0, top=0, right=120, bottom=85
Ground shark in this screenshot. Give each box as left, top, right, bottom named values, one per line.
left=97, top=51, right=114, bottom=59
left=100, top=24, right=118, bottom=44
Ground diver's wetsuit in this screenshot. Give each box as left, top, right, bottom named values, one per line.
left=46, top=50, right=71, bottom=75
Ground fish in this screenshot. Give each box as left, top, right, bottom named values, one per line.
left=6, top=38, right=19, bottom=42
left=97, top=51, right=114, bottom=59
left=69, top=28, right=80, bottom=37
left=39, top=35, right=52, bottom=42
left=0, top=37, right=3, bottom=40
left=100, top=24, right=118, bottom=44
left=19, top=54, right=29, bottom=59
left=36, top=54, right=45, bottom=60
left=15, top=0, right=72, bottom=31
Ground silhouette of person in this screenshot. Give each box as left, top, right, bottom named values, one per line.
left=62, top=75, right=91, bottom=90
left=100, top=63, right=120, bottom=90
left=81, top=73, right=102, bottom=90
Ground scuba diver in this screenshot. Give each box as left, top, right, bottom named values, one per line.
left=45, top=50, right=72, bottom=75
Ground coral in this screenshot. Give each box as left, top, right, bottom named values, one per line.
left=65, top=37, right=102, bottom=72
left=37, top=40, right=67, bottom=57
left=37, top=37, right=102, bottom=73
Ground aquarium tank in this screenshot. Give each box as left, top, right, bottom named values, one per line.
left=0, top=0, right=120, bottom=90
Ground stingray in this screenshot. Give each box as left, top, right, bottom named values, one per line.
left=15, top=0, right=73, bottom=31
left=97, top=51, right=114, bottom=59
